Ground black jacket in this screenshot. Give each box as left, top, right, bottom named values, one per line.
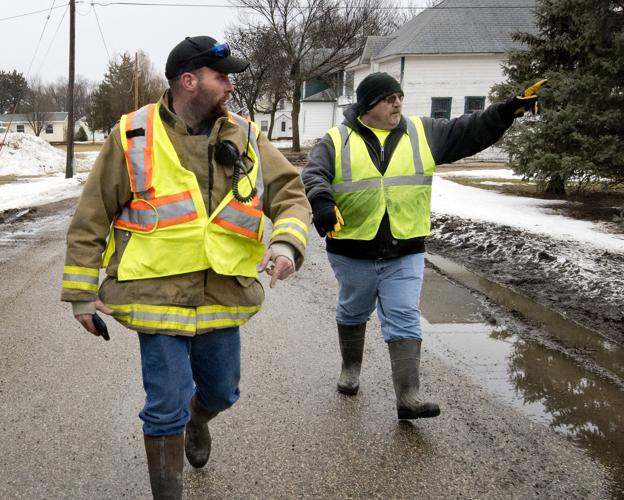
left=302, top=103, right=513, bottom=259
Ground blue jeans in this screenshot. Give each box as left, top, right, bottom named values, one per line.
left=138, top=327, right=240, bottom=436
left=327, top=252, right=425, bottom=343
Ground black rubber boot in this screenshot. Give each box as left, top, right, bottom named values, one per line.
left=144, top=433, right=184, bottom=500
left=388, top=339, right=440, bottom=419
left=337, top=323, right=366, bottom=395
left=184, top=396, right=219, bottom=468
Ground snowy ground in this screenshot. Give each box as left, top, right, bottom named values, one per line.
left=1, top=134, right=622, bottom=343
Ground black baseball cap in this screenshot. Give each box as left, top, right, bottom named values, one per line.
left=165, top=36, right=249, bottom=79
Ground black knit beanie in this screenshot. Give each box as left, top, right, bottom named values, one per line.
left=356, top=72, right=403, bottom=114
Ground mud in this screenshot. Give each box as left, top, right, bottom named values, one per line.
left=428, top=213, right=624, bottom=346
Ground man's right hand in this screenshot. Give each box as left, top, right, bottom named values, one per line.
left=312, top=204, right=342, bottom=237
left=75, top=300, right=113, bottom=337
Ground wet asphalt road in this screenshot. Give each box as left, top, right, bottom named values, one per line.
left=0, top=200, right=609, bottom=499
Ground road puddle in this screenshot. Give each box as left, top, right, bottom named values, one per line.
left=423, top=253, right=624, bottom=496
left=426, top=253, right=624, bottom=383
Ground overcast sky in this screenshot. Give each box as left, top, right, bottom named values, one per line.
left=0, top=1, right=248, bottom=83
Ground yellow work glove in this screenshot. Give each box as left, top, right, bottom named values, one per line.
left=326, top=207, right=345, bottom=239
left=504, top=79, right=547, bottom=118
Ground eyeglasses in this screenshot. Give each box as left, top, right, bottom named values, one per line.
left=185, top=37, right=231, bottom=59
left=383, top=93, right=404, bottom=104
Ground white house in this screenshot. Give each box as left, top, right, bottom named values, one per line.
left=254, top=98, right=293, bottom=141
left=299, top=0, right=537, bottom=159
left=0, top=112, right=90, bottom=143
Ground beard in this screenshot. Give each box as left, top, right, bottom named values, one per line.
left=189, top=82, right=230, bottom=126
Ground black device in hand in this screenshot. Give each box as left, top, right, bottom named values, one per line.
left=93, top=313, right=110, bottom=341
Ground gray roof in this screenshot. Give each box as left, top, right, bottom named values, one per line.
left=377, top=0, right=537, bottom=58
left=358, top=36, right=395, bottom=65
left=0, top=112, right=68, bottom=123
left=301, top=88, right=337, bottom=102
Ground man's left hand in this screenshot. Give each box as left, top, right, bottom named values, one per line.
left=257, top=250, right=294, bottom=288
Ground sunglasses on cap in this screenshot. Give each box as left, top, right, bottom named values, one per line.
left=382, top=93, right=404, bottom=104
left=185, top=37, right=231, bottom=59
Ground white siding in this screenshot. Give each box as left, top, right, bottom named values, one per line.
left=3, top=121, right=66, bottom=142
left=298, top=102, right=338, bottom=145
left=372, top=54, right=507, bottom=161
left=395, top=54, right=503, bottom=118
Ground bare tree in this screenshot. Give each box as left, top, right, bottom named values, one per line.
left=236, top=0, right=398, bottom=151
left=22, top=77, right=55, bottom=136
left=227, top=25, right=283, bottom=121
left=227, top=24, right=292, bottom=137
left=137, top=50, right=168, bottom=107
left=46, top=76, right=96, bottom=121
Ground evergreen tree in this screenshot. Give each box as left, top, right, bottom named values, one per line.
left=86, top=52, right=165, bottom=134
left=492, top=0, right=624, bottom=194
left=0, top=70, right=28, bottom=114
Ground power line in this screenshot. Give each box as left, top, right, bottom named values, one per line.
left=26, top=0, right=59, bottom=76
left=92, top=4, right=112, bottom=61
left=36, top=3, right=71, bottom=76
left=87, top=1, right=534, bottom=8
left=0, top=4, right=69, bottom=22
left=0, top=1, right=536, bottom=19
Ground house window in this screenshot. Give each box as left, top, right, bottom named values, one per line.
left=260, top=120, right=269, bottom=132
left=281, top=121, right=286, bottom=132
left=431, top=98, right=452, bottom=119
left=278, top=99, right=285, bottom=110
left=16, top=124, right=25, bottom=133
left=344, top=71, right=354, bottom=97
left=465, top=96, right=485, bottom=114
left=45, top=124, right=54, bottom=134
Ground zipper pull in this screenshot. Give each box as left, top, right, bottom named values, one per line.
left=381, top=145, right=385, bottom=163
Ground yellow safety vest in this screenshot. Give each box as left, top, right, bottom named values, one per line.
left=327, top=117, right=435, bottom=240
left=102, top=103, right=266, bottom=281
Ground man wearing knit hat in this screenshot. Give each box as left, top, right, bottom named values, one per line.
left=302, top=72, right=541, bottom=420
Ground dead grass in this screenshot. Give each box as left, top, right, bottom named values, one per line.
left=55, top=143, right=103, bottom=153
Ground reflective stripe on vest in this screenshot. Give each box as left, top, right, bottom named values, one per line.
left=117, top=104, right=198, bottom=232
left=62, top=265, right=99, bottom=292
left=332, top=122, right=433, bottom=194
left=124, top=104, right=155, bottom=194
left=115, top=192, right=198, bottom=232
left=213, top=198, right=262, bottom=240
left=107, top=302, right=261, bottom=334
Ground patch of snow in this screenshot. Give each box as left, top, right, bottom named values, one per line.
left=479, top=181, right=516, bottom=186
left=271, top=140, right=292, bottom=149
left=0, top=133, right=92, bottom=177
left=0, top=174, right=87, bottom=211
left=432, top=176, right=624, bottom=253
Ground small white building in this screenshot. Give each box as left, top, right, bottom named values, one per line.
left=299, top=0, right=537, bottom=159
left=254, top=98, right=293, bottom=141
left=0, top=112, right=89, bottom=143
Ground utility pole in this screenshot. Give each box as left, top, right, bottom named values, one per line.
left=134, top=52, right=140, bottom=110
left=65, top=0, right=76, bottom=179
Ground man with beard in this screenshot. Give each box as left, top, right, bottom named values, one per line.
left=61, top=36, right=310, bottom=499
left=302, top=72, right=540, bottom=421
